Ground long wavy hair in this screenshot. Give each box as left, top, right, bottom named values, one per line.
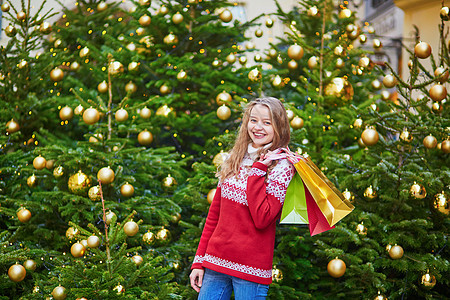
left=217, top=97, right=290, bottom=180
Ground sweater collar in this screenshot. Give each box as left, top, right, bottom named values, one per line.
left=247, top=143, right=272, bottom=160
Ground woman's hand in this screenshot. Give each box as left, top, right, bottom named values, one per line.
left=259, top=149, right=287, bottom=166
left=189, top=268, right=205, bottom=292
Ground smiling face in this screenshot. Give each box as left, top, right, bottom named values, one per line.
left=247, top=104, right=274, bottom=148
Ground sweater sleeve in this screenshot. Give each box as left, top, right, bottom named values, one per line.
left=246, top=160, right=295, bottom=230
left=191, top=184, right=222, bottom=270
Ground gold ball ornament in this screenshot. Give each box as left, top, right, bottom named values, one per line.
left=217, top=105, right=231, bottom=121
left=207, top=188, right=216, bottom=204
left=108, top=61, right=124, bottom=76
left=226, top=53, right=236, bottom=64
left=432, top=102, right=443, bottom=113
left=371, top=79, right=382, bottom=90
left=17, top=208, right=32, bottom=223
left=71, top=242, right=86, bottom=258
left=88, top=185, right=101, bottom=201
left=286, top=109, right=295, bottom=121
left=429, top=84, right=447, bottom=102
left=124, top=221, right=139, bottom=236
left=383, top=74, right=397, bottom=88
left=361, top=128, right=379, bottom=146
left=80, top=239, right=88, bottom=248
left=138, top=130, right=153, bottom=146
left=268, top=48, right=278, bottom=58
left=51, top=286, right=67, bottom=300
left=74, top=104, right=84, bottom=115
left=389, top=245, right=404, bottom=259
left=66, top=227, right=79, bottom=240
left=59, top=106, right=74, bottom=121
left=334, top=45, right=344, bottom=56
left=97, top=2, right=108, bottom=12
left=177, top=69, right=187, bottom=80
left=5, top=25, right=17, bottom=37
left=27, top=174, right=37, bottom=187
left=172, top=12, right=184, bottom=24
left=156, top=104, right=173, bottom=116
left=272, top=75, right=285, bottom=88
left=364, top=185, right=377, bottom=199
left=140, top=106, right=151, bottom=119
left=156, top=228, right=171, bottom=242
left=97, top=81, right=108, bottom=93
left=97, top=167, right=115, bottom=184
left=23, top=259, right=37, bottom=271
left=336, top=58, right=345, bottom=69
left=356, top=222, right=367, bottom=235
left=434, top=67, right=449, bottom=83
left=163, top=33, right=178, bottom=45
left=255, top=29, right=263, bottom=37
left=359, top=34, right=367, bottom=44
left=213, top=151, right=229, bottom=167
left=308, top=56, right=318, bottom=69
left=33, top=155, right=47, bottom=170
left=171, top=213, right=182, bottom=224
left=120, top=183, right=134, bottom=197
left=265, top=17, right=274, bottom=28
left=216, top=91, right=232, bottom=105
left=353, top=118, right=363, bottom=128
left=423, top=135, right=437, bottom=149
left=359, top=56, right=371, bottom=68
left=342, top=189, right=355, bottom=202
left=324, top=77, right=354, bottom=105
left=105, top=210, right=116, bottom=225
left=68, top=171, right=91, bottom=195
left=159, top=84, right=170, bottom=95
left=338, top=8, right=352, bottom=19
left=142, top=231, right=155, bottom=244
left=287, top=60, right=298, bottom=70
left=125, top=81, right=137, bottom=94
left=83, top=107, right=100, bottom=125
left=50, top=68, right=64, bottom=82
left=115, top=108, right=129, bottom=122
left=420, top=271, right=437, bottom=289
left=327, top=258, right=346, bottom=278
left=87, top=235, right=101, bottom=248
left=128, top=61, right=139, bottom=72
left=79, top=47, right=90, bottom=58
left=17, top=11, right=27, bottom=21
left=159, top=5, right=169, bottom=15
left=89, top=133, right=103, bottom=143
left=442, top=140, right=450, bottom=153
left=219, top=9, right=233, bottom=23
left=380, top=90, right=391, bottom=101
left=272, top=266, right=283, bottom=282
left=440, top=6, right=450, bottom=21
left=248, top=68, right=261, bottom=82
left=307, top=6, right=319, bottom=17
left=162, top=174, right=177, bottom=191
left=39, top=21, right=52, bottom=34
left=239, top=56, right=247, bottom=65
left=374, top=292, right=388, bottom=300
left=287, top=44, right=304, bottom=60
left=113, top=284, right=125, bottom=294
left=8, top=264, right=26, bottom=282
left=139, top=14, right=151, bottom=26
left=400, top=128, right=413, bottom=143
left=434, top=191, right=449, bottom=214
left=290, top=116, right=304, bottom=130
left=139, top=0, right=151, bottom=6
left=373, top=39, right=382, bottom=49
left=414, top=42, right=432, bottom=59
left=132, top=255, right=143, bottom=266
left=1, top=3, right=10, bottom=12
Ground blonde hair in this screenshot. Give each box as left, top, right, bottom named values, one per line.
left=217, top=97, right=290, bottom=180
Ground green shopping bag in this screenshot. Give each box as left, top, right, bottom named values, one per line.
left=280, top=173, right=308, bottom=224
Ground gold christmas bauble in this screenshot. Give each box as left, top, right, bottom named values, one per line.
left=128, top=62, right=139, bottom=72
left=105, top=210, right=116, bottom=225
left=115, top=108, right=129, bottom=122
left=68, top=171, right=91, bottom=195
left=356, top=222, right=367, bottom=235
left=389, top=245, right=404, bottom=259
left=159, top=83, right=171, bottom=94
left=46, top=159, right=54, bottom=169
left=120, top=183, right=134, bottom=197
left=336, top=58, right=345, bottom=69
left=138, top=130, right=153, bottom=146
left=414, top=41, right=432, bottom=59
left=66, top=227, right=79, bottom=240
left=88, top=185, right=101, bottom=201
left=342, top=189, right=355, bottom=202
left=52, top=165, right=64, bottom=179
left=139, top=0, right=151, bottom=6
left=6, top=119, right=20, bottom=133
left=74, top=104, right=84, bottom=115
left=287, top=44, right=304, bottom=60
left=432, top=102, right=443, bottom=113
left=399, top=128, right=413, bottom=143
left=219, top=9, right=232, bottom=23
left=371, top=79, right=382, bottom=90
left=272, top=75, right=285, bottom=88
left=50, top=67, right=64, bottom=82
left=1, top=3, right=10, bottom=12
left=113, top=284, right=125, bottom=294
left=334, top=45, right=344, bottom=56
left=156, top=104, right=173, bottom=116
left=213, top=151, right=229, bottom=167
left=8, top=264, right=26, bottom=282
left=307, top=6, right=319, bottom=17
left=163, top=33, right=178, bottom=45
left=248, top=68, right=261, bottom=82
left=361, top=128, right=379, bottom=146
left=18, top=59, right=28, bottom=69
left=207, top=188, right=216, bottom=204
left=268, top=48, right=277, bottom=58
left=162, top=174, right=177, bottom=191
left=216, top=91, right=232, bottom=105
left=79, top=47, right=90, bottom=58
left=143, top=231, right=155, bottom=244
left=286, top=109, right=295, bottom=121
left=51, top=286, right=67, bottom=300
left=140, top=106, right=152, bottom=119
left=80, top=239, right=88, bottom=248
left=5, top=25, right=17, bottom=37
left=373, top=39, right=382, bottom=49
left=434, top=191, right=449, bottom=214
left=265, top=17, right=274, bottom=28
left=71, top=242, right=86, bottom=258
left=442, top=140, right=450, bottom=153
left=124, top=221, right=139, bottom=236
left=33, top=155, right=47, bottom=170
left=338, top=8, right=352, bottom=19
left=109, top=61, right=124, bottom=76
left=359, top=56, right=371, bottom=68
left=290, top=116, right=304, bottom=130
left=83, top=107, right=100, bottom=125
left=423, top=135, right=437, bottom=149
left=23, top=259, right=36, bottom=271
left=353, top=118, right=363, bottom=128
left=177, top=69, right=187, bottom=80
left=226, top=53, right=236, bottom=64
left=364, top=185, right=377, bottom=199
left=359, top=34, right=367, bottom=44
left=159, top=5, right=169, bottom=14
left=87, top=235, right=100, bottom=248
left=429, top=84, right=447, bottom=102
left=97, top=2, right=108, bottom=12
left=97, top=167, right=114, bottom=184
left=16, top=11, right=26, bottom=20
left=324, top=77, right=354, bottom=105
left=172, top=12, right=184, bottom=24
left=255, top=29, right=263, bottom=37
left=132, top=255, right=143, bottom=266
left=171, top=213, right=181, bottom=224
left=287, top=60, right=298, bottom=70
left=125, top=81, right=137, bottom=94
left=374, top=292, right=387, bottom=300
left=380, top=90, right=391, bottom=101
left=27, top=174, right=37, bottom=187
left=39, top=21, right=52, bottom=34
left=17, top=208, right=32, bottom=223
left=59, top=106, right=74, bottom=121
left=420, top=271, right=437, bottom=289
left=89, top=133, right=103, bottom=143
left=327, top=258, right=346, bottom=278
left=139, top=14, right=151, bottom=26
left=434, top=67, right=449, bottom=83
left=272, top=266, right=283, bottom=282
left=239, top=56, right=247, bottom=65
left=156, top=228, right=171, bottom=242
left=217, top=105, right=231, bottom=121
left=383, top=74, right=397, bottom=88
left=308, top=56, right=318, bottom=69
left=97, top=81, right=108, bottom=93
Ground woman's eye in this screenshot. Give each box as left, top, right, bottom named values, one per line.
left=264, top=122, right=271, bottom=125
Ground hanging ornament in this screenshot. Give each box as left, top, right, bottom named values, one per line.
left=327, top=258, right=346, bottom=278
left=371, top=79, right=382, bottom=90
left=105, top=210, right=116, bottom=225
left=213, top=151, right=229, bottom=167
left=138, top=14, right=151, bottom=26
left=429, top=84, right=447, bottom=101
left=132, top=255, right=143, bottom=266
left=353, top=118, right=363, bottom=128
left=307, top=6, right=319, bottom=17
left=290, top=116, right=304, bottom=130
left=108, top=61, right=124, bottom=76
left=442, top=140, right=450, bottom=153
left=17, top=208, right=32, bottom=223
left=97, top=167, right=114, bottom=184
left=272, top=75, right=285, bottom=88
left=156, top=228, right=171, bottom=242
left=410, top=182, right=427, bottom=199
left=172, top=12, right=184, bottom=24
left=53, top=166, right=64, bottom=178
left=125, top=81, right=137, bottom=94
left=139, top=0, right=151, bottom=6
left=128, top=62, right=139, bottom=72
left=1, top=3, right=10, bottom=12
left=51, top=286, right=67, bottom=300
left=248, top=68, right=261, bottom=82
left=79, top=47, right=90, bottom=58
left=399, top=128, right=413, bottom=142
left=138, top=130, right=153, bottom=146
left=287, top=60, right=298, bottom=70
left=342, top=189, right=355, bottom=202
left=163, top=33, right=179, bottom=45
left=162, top=174, right=177, bottom=191
left=334, top=45, right=344, bottom=56
left=113, top=284, right=125, bottom=294
left=217, top=105, right=231, bottom=120
left=5, top=25, right=17, bottom=37
left=432, top=102, right=443, bottom=113
left=159, top=5, right=169, bottom=15
left=356, top=222, right=367, bottom=235
left=120, top=183, right=134, bottom=197
left=324, top=77, right=354, bottom=105
left=6, top=119, right=20, bottom=133
left=27, top=174, right=37, bottom=187
left=415, top=41, right=432, bottom=59
left=440, top=6, right=450, bottom=20
left=177, top=69, right=187, bottom=80
left=335, top=58, right=345, bottom=69
left=83, top=107, right=100, bottom=125
left=383, top=74, right=397, bottom=88
left=18, top=59, right=28, bottom=69
left=373, top=39, right=382, bottom=49
left=39, top=21, right=52, bottom=34
left=380, top=90, right=391, bottom=101
left=89, top=133, right=103, bottom=143
left=364, top=185, right=377, bottom=199
left=159, top=83, right=171, bottom=95
left=216, top=91, right=232, bottom=105
left=265, top=17, right=274, bottom=28
left=124, top=221, right=139, bottom=236
left=434, top=66, right=449, bottom=83
left=8, top=264, right=26, bottom=282
left=156, top=104, right=173, bottom=116
left=434, top=191, right=449, bottom=214
left=338, top=8, right=352, bottom=19
left=287, top=44, right=304, bottom=60
left=420, top=270, right=437, bottom=289
left=87, top=235, right=100, bottom=248
left=143, top=231, right=155, bottom=244
left=207, top=188, right=216, bottom=204
left=254, top=54, right=262, bottom=62
left=50, top=67, right=64, bottom=82
left=71, top=242, right=86, bottom=258
left=74, top=104, right=84, bottom=116
left=97, top=81, right=108, bottom=93
left=239, top=56, right=247, bottom=65
left=140, top=106, right=151, bottom=119
left=59, top=106, right=74, bottom=121
left=286, top=110, right=295, bottom=121
left=97, top=2, right=108, bottom=11
left=33, top=155, right=47, bottom=170
left=23, top=259, right=36, bottom=271
left=423, top=135, right=437, bottom=149
left=68, top=171, right=91, bottom=195
left=88, top=185, right=102, bottom=201
left=226, top=53, right=236, bottom=64
left=358, top=56, right=371, bottom=68
left=308, top=56, right=318, bottom=69
left=115, top=108, right=129, bottom=122
left=389, top=245, right=404, bottom=259
left=272, top=266, right=283, bottom=282
left=171, top=213, right=182, bottom=224
left=255, top=29, right=263, bottom=37
left=361, top=128, right=379, bottom=146
left=219, top=9, right=233, bottom=22
left=66, top=227, right=79, bottom=240
left=374, top=291, right=387, bottom=300
left=80, top=239, right=88, bottom=249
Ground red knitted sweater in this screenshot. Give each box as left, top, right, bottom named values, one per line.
left=191, top=152, right=295, bottom=284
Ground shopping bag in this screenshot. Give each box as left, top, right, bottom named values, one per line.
left=280, top=173, right=308, bottom=224
left=304, top=183, right=335, bottom=236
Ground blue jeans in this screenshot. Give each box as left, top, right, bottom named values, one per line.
left=198, top=268, right=269, bottom=300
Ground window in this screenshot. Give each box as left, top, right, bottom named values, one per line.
left=372, top=0, right=390, bottom=8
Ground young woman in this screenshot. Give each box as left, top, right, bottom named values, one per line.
left=189, top=97, right=295, bottom=299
